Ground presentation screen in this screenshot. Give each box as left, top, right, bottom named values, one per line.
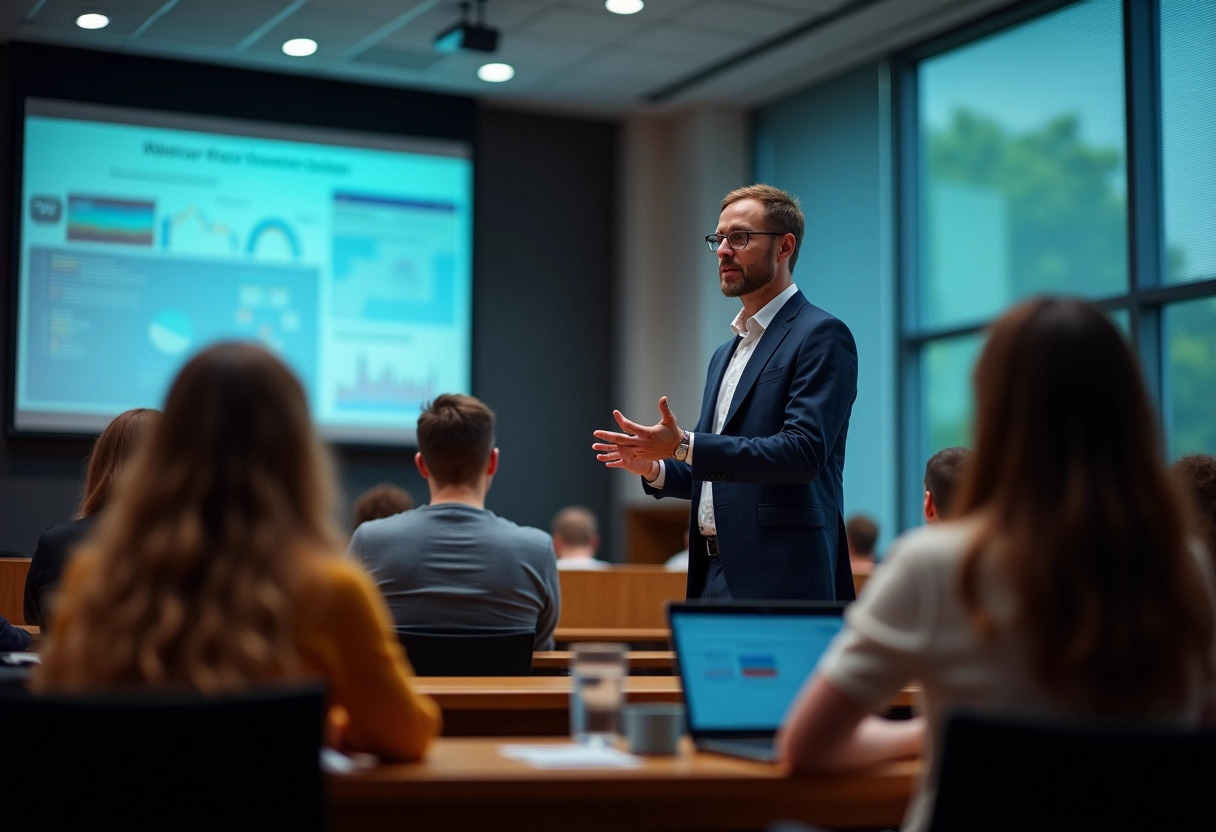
left=12, top=97, right=473, bottom=444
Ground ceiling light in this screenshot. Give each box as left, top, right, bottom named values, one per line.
left=477, top=62, right=515, bottom=83
left=605, top=0, right=644, bottom=14
left=282, top=38, right=318, bottom=57
left=75, top=13, right=110, bottom=30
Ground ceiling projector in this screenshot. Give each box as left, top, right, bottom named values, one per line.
left=434, top=0, right=500, bottom=53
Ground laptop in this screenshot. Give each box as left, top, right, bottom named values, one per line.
left=667, top=601, right=848, bottom=762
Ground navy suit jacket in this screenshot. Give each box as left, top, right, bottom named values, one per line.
left=646, top=290, right=858, bottom=601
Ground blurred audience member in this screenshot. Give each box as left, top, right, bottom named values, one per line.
left=36, top=343, right=440, bottom=761
left=779, top=299, right=1216, bottom=832
left=923, top=446, right=972, bottom=523
left=349, top=394, right=560, bottom=650
left=1172, top=453, right=1216, bottom=562
left=352, top=482, right=415, bottom=532
left=551, top=505, right=607, bottom=570
left=24, top=408, right=160, bottom=630
left=845, top=514, right=879, bottom=569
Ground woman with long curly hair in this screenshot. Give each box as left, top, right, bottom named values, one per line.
left=36, top=342, right=440, bottom=760
left=24, top=407, right=160, bottom=629
left=778, top=298, right=1216, bottom=831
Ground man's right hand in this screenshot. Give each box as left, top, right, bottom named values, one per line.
left=591, top=439, right=661, bottom=481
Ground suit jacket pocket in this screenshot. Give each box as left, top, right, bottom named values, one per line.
left=757, top=504, right=826, bottom=528
left=756, top=366, right=785, bottom=386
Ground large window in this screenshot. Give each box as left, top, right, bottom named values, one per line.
left=900, top=0, right=1216, bottom=527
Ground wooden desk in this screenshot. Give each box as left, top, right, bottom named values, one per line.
left=0, top=558, right=31, bottom=625
left=555, top=627, right=670, bottom=645
left=557, top=567, right=686, bottom=629
left=417, top=676, right=681, bottom=736
left=415, top=676, right=917, bottom=736
left=328, top=737, right=915, bottom=832
left=532, top=650, right=675, bottom=671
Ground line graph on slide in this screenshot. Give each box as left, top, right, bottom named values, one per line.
left=160, top=206, right=302, bottom=261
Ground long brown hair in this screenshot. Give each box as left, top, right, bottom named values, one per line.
left=955, top=298, right=1214, bottom=715
left=78, top=408, right=160, bottom=518
left=37, top=342, right=341, bottom=692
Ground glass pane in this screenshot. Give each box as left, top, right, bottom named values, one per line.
left=920, top=332, right=984, bottom=470
left=1164, top=297, right=1216, bottom=458
left=1161, top=2, right=1216, bottom=283
left=917, top=0, right=1127, bottom=330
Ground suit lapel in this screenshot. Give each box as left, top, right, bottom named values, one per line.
left=698, top=338, right=738, bottom=432
left=722, top=292, right=807, bottom=431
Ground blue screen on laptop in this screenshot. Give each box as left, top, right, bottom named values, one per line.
left=672, top=612, right=844, bottom=732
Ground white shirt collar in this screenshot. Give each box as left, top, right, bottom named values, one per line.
left=730, top=282, right=799, bottom=339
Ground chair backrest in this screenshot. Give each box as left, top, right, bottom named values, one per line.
left=929, top=709, right=1216, bottom=832
left=398, top=627, right=535, bottom=676
left=0, top=683, right=327, bottom=832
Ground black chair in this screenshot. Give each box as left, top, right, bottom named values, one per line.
left=0, top=683, right=327, bottom=831
left=928, top=709, right=1216, bottom=832
left=398, top=627, right=535, bottom=676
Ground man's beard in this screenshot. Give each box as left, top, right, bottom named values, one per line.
left=720, top=257, right=776, bottom=298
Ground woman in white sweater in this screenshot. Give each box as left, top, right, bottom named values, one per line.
left=778, top=297, right=1216, bottom=832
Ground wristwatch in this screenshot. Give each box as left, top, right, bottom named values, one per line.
left=672, top=430, right=690, bottom=462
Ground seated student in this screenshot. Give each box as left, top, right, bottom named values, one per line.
left=351, top=482, right=415, bottom=533
left=665, top=530, right=690, bottom=571
left=35, top=342, right=440, bottom=761
left=778, top=298, right=1216, bottom=832
left=24, top=408, right=160, bottom=630
left=922, top=446, right=971, bottom=523
left=1172, top=454, right=1216, bottom=564
left=845, top=514, right=879, bottom=570
left=551, top=505, right=608, bottom=570
left=349, top=394, right=561, bottom=650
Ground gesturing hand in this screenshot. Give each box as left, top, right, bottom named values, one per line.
left=591, top=397, right=683, bottom=466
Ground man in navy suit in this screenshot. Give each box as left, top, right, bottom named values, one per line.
left=593, top=184, right=857, bottom=602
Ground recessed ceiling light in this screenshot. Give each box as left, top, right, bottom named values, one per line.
left=477, top=62, right=515, bottom=83
left=75, top=13, right=110, bottom=30
left=282, top=38, right=318, bottom=57
left=605, top=0, right=644, bottom=14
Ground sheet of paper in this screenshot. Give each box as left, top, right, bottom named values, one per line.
left=499, top=743, right=643, bottom=769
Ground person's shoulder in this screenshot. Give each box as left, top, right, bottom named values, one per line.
left=299, top=550, right=380, bottom=606
left=352, top=510, right=419, bottom=544
left=36, top=516, right=93, bottom=547
left=882, top=518, right=980, bottom=573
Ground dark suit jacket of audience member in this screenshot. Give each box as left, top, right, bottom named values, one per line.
left=24, top=516, right=98, bottom=630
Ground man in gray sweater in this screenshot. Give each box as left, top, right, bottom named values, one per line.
left=349, top=394, right=561, bottom=650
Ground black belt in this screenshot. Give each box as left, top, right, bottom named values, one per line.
left=705, top=536, right=719, bottom=556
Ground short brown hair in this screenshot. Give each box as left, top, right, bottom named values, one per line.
left=845, top=514, right=878, bottom=556
left=416, top=394, right=495, bottom=487
left=923, top=446, right=971, bottom=521
left=721, top=183, right=805, bottom=272
left=552, top=506, right=598, bottom=547
left=352, top=482, right=414, bottom=530
left=1172, top=454, right=1216, bottom=561
left=79, top=408, right=160, bottom=518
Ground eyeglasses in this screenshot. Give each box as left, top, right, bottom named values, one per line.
left=705, top=230, right=785, bottom=252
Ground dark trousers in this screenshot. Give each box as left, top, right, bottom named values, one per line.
left=702, top=556, right=733, bottom=600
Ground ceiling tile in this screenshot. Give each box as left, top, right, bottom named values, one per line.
left=519, top=7, right=649, bottom=42
left=671, top=0, right=807, bottom=37
left=627, top=24, right=742, bottom=59
left=244, top=7, right=392, bottom=56
left=140, top=0, right=302, bottom=46
left=24, top=0, right=174, bottom=37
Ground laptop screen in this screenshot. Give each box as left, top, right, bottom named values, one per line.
left=669, top=605, right=846, bottom=734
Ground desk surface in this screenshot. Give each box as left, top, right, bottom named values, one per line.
left=532, top=650, right=674, bottom=671
left=328, top=737, right=916, bottom=832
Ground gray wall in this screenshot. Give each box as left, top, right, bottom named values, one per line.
left=0, top=47, right=617, bottom=556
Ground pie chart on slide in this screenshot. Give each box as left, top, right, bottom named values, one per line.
left=149, top=309, right=193, bottom=356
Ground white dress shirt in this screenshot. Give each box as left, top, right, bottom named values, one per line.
left=650, top=282, right=800, bottom=539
